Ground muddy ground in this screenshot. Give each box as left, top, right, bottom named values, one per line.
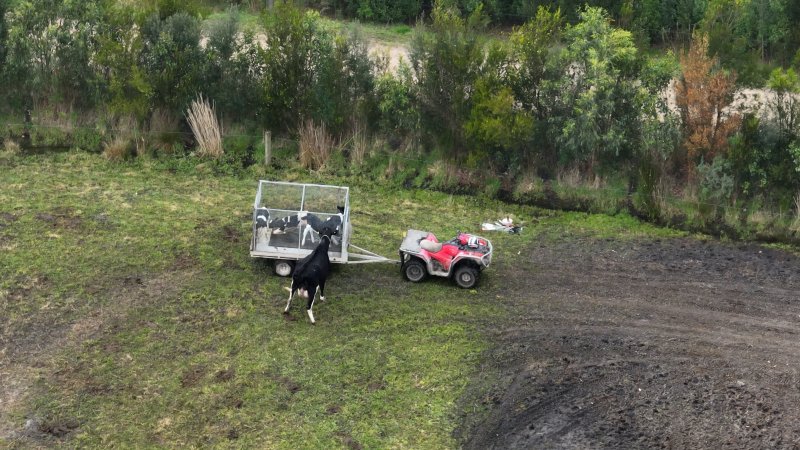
left=458, top=235, right=800, bottom=449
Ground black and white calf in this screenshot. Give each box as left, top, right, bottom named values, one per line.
left=300, top=206, right=344, bottom=246
left=285, top=225, right=337, bottom=324
left=255, top=207, right=270, bottom=242
left=269, top=211, right=306, bottom=234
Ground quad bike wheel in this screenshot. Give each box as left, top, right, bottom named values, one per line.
left=453, top=265, right=479, bottom=289
left=403, top=258, right=427, bottom=282
left=273, top=260, right=295, bottom=277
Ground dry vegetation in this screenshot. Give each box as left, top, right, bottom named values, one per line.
left=299, top=120, right=334, bottom=170
left=186, top=94, right=223, bottom=158
left=102, top=137, right=131, bottom=161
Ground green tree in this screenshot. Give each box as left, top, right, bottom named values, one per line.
left=508, top=6, right=562, bottom=117
left=96, top=4, right=152, bottom=120
left=740, top=0, right=789, bottom=61
left=4, top=0, right=107, bottom=109
left=549, top=6, right=642, bottom=173
left=0, top=0, right=8, bottom=78
left=260, top=2, right=325, bottom=131
left=202, top=8, right=264, bottom=124
left=311, top=28, right=376, bottom=136
left=410, top=1, right=487, bottom=160
left=140, top=11, right=206, bottom=113
left=766, top=67, right=800, bottom=137
left=374, top=63, right=419, bottom=144
left=464, top=77, right=534, bottom=172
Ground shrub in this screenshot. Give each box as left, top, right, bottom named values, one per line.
left=697, top=157, right=735, bottom=220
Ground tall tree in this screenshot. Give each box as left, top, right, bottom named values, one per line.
left=260, top=2, right=326, bottom=131
left=548, top=6, right=644, bottom=173
left=410, top=1, right=487, bottom=160
left=675, top=33, right=741, bottom=169
left=508, top=6, right=563, bottom=118
left=3, top=0, right=107, bottom=109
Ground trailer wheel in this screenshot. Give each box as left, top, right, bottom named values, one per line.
left=403, top=259, right=427, bottom=282
left=273, top=260, right=295, bottom=277
left=453, top=265, right=479, bottom=289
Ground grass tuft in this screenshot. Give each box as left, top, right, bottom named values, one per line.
left=102, top=137, right=131, bottom=161
left=186, top=94, right=223, bottom=158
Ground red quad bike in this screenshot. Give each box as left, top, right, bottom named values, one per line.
left=399, top=229, right=493, bottom=289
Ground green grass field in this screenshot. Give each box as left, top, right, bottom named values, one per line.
left=0, top=150, right=684, bottom=448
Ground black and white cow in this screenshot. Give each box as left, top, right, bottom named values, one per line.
left=284, top=225, right=338, bottom=324
left=300, top=206, right=344, bottom=246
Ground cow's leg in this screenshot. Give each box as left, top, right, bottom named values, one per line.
left=284, top=279, right=296, bottom=313
left=306, top=285, right=318, bottom=324
left=319, top=279, right=326, bottom=302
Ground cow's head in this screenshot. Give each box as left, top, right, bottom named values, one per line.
left=319, top=225, right=338, bottom=240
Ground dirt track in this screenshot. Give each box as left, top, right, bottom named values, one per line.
left=459, top=236, right=800, bottom=448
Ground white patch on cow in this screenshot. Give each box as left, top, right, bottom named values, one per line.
left=307, top=309, right=315, bottom=324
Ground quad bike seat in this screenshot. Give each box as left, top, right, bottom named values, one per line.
left=419, top=238, right=443, bottom=253
left=419, top=233, right=461, bottom=270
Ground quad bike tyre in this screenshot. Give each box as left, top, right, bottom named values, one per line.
left=403, top=259, right=427, bottom=282
left=453, top=264, right=479, bottom=289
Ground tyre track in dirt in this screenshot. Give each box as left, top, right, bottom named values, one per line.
left=460, top=236, right=800, bottom=449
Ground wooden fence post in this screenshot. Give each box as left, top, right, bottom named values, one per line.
left=264, top=130, right=272, bottom=166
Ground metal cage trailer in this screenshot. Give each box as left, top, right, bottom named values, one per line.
left=250, top=180, right=394, bottom=276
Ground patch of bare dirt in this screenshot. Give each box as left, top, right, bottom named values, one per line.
left=34, top=207, right=84, bottom=230
left=214, top=368, right=236, bottom=383
left=458, top=236, right=800, bottom=448
left=0, top=212, right=18, bottom=227
left=181, top=364, right=208, bottom=388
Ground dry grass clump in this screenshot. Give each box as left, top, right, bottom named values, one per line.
left=793, top=192, right=800, bottom=231
left=3, top=139, right=21, bottom=155
left=186, top=94, right=223, bottom=158
left=557, top=166, right=604, bottom=190
left=148, top=108, right=182, bottom=155
left=299, top=120, right=334, bottom=170
left=103, top=137, right=132, bottom=161
left=349, top=126, right=369, bottom=166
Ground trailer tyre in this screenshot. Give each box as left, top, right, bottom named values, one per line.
left=403, top=259, right=427, bottom=282
left=454, top=265, right=479, bottom=289
left=273, top=260, right=295, bottom=277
